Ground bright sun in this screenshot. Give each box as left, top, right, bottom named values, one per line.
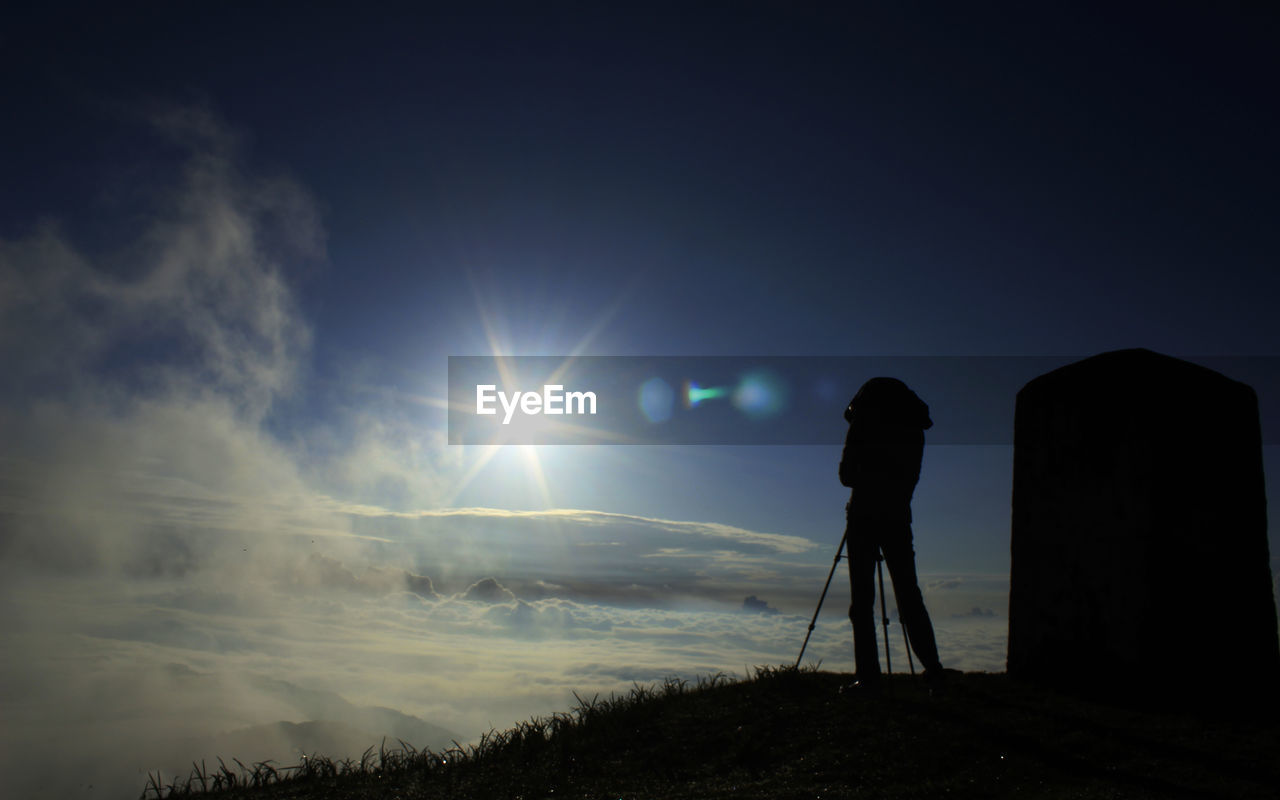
left=439, top=268, right=635, bottom=507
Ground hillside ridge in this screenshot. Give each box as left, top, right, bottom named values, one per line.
left=142, top=666, right=1280, bottom=799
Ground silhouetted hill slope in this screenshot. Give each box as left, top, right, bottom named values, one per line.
left=168, top=718, right=453, bottom=780
left=145, top=668, right=1280, bottom=799
left=239, top=674, right=461, bottom=753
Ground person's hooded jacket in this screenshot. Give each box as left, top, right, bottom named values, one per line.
left=839, top=377, right=933, bottom=521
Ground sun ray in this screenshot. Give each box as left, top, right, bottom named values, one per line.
left=519, top=444, right=553, bottom=507
left=446, top=443, right=504, bottom=505
left=444, top=267, right=644, bottom=507
left=546, top=273, right=639, bottom=386
left=466, top=267, right=520, bottom=389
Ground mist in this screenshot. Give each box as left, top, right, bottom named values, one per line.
left=0, top=108, right=1007, bottom=799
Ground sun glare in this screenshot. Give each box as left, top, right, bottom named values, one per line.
left=440, top=267, right=637, bottom=506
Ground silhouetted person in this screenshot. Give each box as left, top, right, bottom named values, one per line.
left=840, top=377, right=944, bottom=689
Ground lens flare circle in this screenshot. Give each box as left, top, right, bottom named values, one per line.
left=733, top=369, right=789, bottom=419
left=638, top=377, right=675, bottom=423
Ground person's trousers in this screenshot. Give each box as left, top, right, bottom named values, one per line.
left=846, top=513, right=943, bottom=678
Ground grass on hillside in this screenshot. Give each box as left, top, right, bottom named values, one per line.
left=140, top=665, right=1280, bottom=800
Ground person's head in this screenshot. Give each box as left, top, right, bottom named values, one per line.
left=844, top=377, right=933, bottom=429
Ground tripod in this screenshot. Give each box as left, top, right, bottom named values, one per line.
left=795, top=531, right=916, bottom=676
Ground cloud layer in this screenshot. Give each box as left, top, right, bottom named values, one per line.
left=0, top=108, right=1009, bottom=800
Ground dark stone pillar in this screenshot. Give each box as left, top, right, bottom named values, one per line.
left=1008, top=349, right=1277, bottom=704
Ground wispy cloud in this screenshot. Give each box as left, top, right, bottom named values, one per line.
left=0, top=103, right=831, bottom=797
left=0, top=105, right=1009, bottom=800
left=330, top=504, right=818, bottom=554
left=0, top=105, right=339, bottom=798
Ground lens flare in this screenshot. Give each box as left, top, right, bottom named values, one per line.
left=732, top=369, right=789, bottom=419
left=638, top=377, right=675, bottom=422
left=685, top=380, right=728, bottom=408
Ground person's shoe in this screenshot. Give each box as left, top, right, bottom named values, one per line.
left=922, top=667, right=961, bottom=696
left=923, top=667, right=962, bottom=680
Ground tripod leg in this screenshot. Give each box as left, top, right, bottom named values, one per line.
left=903, top=618, right=915, bottom=675
left=876, top=550, right=891, bottom=675
left=795, top=531, right=848, bottom=668
left=885, top=561, right=917, bottom=676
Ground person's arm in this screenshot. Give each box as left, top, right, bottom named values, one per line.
left=838, top=439, right=855, bottom=487
left=839, top=420, right=875, bottom=487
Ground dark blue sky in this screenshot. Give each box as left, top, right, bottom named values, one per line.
left=8, top=3, right=1278, bottom=360
left=3, top=3, right=1277, bottom=574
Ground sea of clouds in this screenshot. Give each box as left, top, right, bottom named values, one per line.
left=0, top=108, right=1008, bottom=799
